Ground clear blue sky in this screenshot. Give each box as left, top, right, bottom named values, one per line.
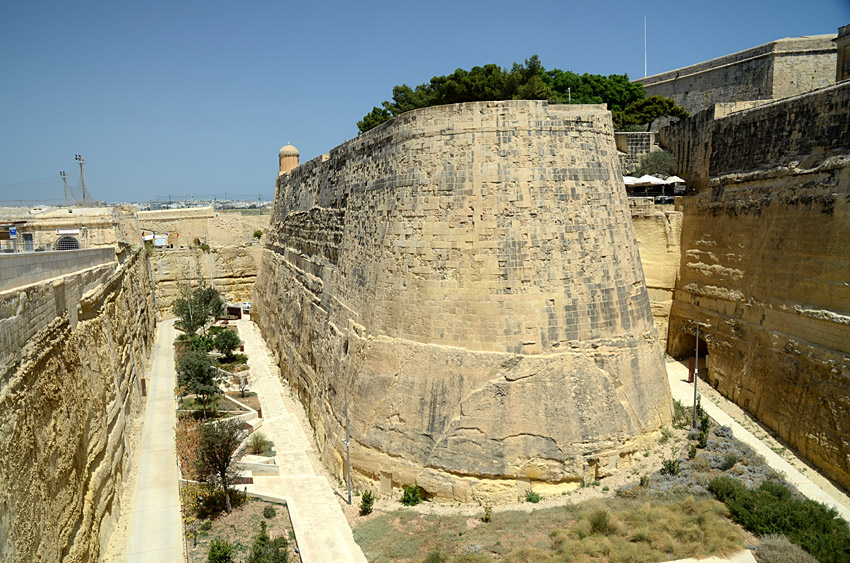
left=1, top=0, right=847, bottom=203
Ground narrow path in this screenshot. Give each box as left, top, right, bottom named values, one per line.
left=666, top=359, right=850, bottom=522
left=126, top=319, right=184, bottom=562
left=236, top=319, right=367, bottom=563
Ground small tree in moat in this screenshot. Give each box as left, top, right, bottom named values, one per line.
left=173, top=280, right=226, bottom=336
left=632, top=150, right=677, bottom=177
left=196, top=417, right=246, bottom=514
left=215, top=329, right=242, bottom=361
left=177, top=350, right=222, bottom=417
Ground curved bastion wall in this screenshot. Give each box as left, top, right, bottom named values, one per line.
left=253, top=100, right=672, bottom=502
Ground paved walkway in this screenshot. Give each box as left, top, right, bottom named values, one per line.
left=236, top=319, right=367, bottom=563
left=666, top=359, right=850, bottom=522
left=126, top=319, right=184, bottom=562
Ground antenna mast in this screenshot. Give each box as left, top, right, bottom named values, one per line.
left=75, top=154, right=92, bottom=204
left=644, top=16, right=647, bottom=77
left=60, top=171, right=69, bottom=205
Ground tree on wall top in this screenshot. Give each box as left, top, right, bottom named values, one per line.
left=356, top=56, right=687, bottom=133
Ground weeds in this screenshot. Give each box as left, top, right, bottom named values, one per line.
left=525, top=491, right=541, bottom=503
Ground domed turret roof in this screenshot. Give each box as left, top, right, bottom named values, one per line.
left=279, top=143, right=299, bottom=156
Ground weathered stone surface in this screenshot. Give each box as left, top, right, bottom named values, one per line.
left=630, top=199, right=682, bottom=347
left=148, top=244, right=261, bottom=317
left=636, top=34, right=837, bottom=116
left=0, top=247, right=155, bottom=562
left=662, top=81, right=850, bottom=490
left=253, top=100, right=672, bottom=502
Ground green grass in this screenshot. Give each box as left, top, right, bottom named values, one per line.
left=354, top=495, right=743, bottom=562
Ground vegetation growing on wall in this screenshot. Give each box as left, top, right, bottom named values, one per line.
left=357, top=55, right=687, bottom=133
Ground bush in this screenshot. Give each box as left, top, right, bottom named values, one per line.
left=632, top=150, right=676, bottom=177
left=525, top=491, right=541, bottom=503
left=588, top=509, right=614, bottom=535
left=688, top=444, right=697, bottom=459
left=263, top=505, right=276, bottom=519
left=661, top=458, right=681, bottom=476
left=481, top=505, right=492, bottom=523
left=400, top=485, right=421, bottom=506
left=207, top=538, right=235, bottom=563
left=248, top=432, right=273, bottom=455
left=360, top=490, right=375, bottom=516
left=720, top=453, right=740, bottom=471
left=253, top=229, right=264, bottom=240
left=756, top=534, right=818, bottom=563
left=200, top=520, right=213, bottom=531
left=709, top=477, right=850, bottom=562
left=247, top=520, right=289, bottom=563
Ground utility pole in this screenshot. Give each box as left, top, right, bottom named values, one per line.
left=345, top=388, right=352, bottom=505
left=75, top=154, right=91, bottom=204
left=60, top=171, right=69, bottom=205
left=692, top=321, right=700, bottom=429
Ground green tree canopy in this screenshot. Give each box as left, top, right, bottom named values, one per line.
left=177, top=349, right=222, bottom=417
left=214, top=329, right=242, bottom=360
left=173, top=281, right=226, bottom=335
left=356, top=56, right=687, bottom=133
left=196, top=418, right=246, bottom=513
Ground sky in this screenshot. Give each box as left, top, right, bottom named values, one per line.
left=1, top=0, right=847, bottom=204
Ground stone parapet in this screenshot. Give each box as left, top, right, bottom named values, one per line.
left=0, top=247, right=115, bottom=292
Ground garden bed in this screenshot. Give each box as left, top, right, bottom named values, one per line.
left=185, top=497, right=300, bottom=563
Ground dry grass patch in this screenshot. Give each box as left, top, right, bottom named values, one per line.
left=354, top=495, right=742, bottom=562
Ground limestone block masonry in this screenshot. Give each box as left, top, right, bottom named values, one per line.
left=636, top=34, right=836, bottom=116
left=0, top=247, right=156, bottom=562
left=253, top=100, right=672, bottom=502
left=662, top=82, right=850, bottom=490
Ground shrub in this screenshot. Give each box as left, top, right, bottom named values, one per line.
left=248, top=432, right=273, bottom=455
left=698, top=430, right=709, bottom=449
left=247, top=520, right=289, bottom=563
left=481, top=505, right=492, bottom=523
left=200, top=520, right=213, bottom=531
left=709, top=477, right=850, bottom=562
left=207, top=538, right=235, bottom=563
left=689, top=444, right=698, bottom=459
left=658, top=427, right=673, bottom=445
left=263, top=505, right=276, bottom=519
left=253, top=229, right=264, bottom=240
left=661, top=458, right=681, bottom=476
left=360, top=490, right=375, bottom=516
left=400, top=485, right=421, bottom=506
left=588, top=509, right=614, bottom=535
left=756, top=534, right=818, bottom=563
left=423, top=551, right=448, bottom=563
left=525, top=491, right=541, bottom=503
left=720, top=453, right=740, bottom=471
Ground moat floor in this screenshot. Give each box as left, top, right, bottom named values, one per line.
left=236, top=318, right=368, bottom=563
left=126, top=319, right=184, bottom=562
left=666, top=359, right=850, bottom=522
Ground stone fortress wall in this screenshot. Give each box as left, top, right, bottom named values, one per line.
left=0, top=245, right=156, bottom=562
left=636, top=34, right=837, bottom=116
left=628, top=199, right=682, bottom=348
left=253, top=100, right=672, bottom=502
left=659, top=81, right=850, bottom=489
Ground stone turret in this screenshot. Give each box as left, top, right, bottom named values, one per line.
left=278, top=143, right=299, bottom=176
